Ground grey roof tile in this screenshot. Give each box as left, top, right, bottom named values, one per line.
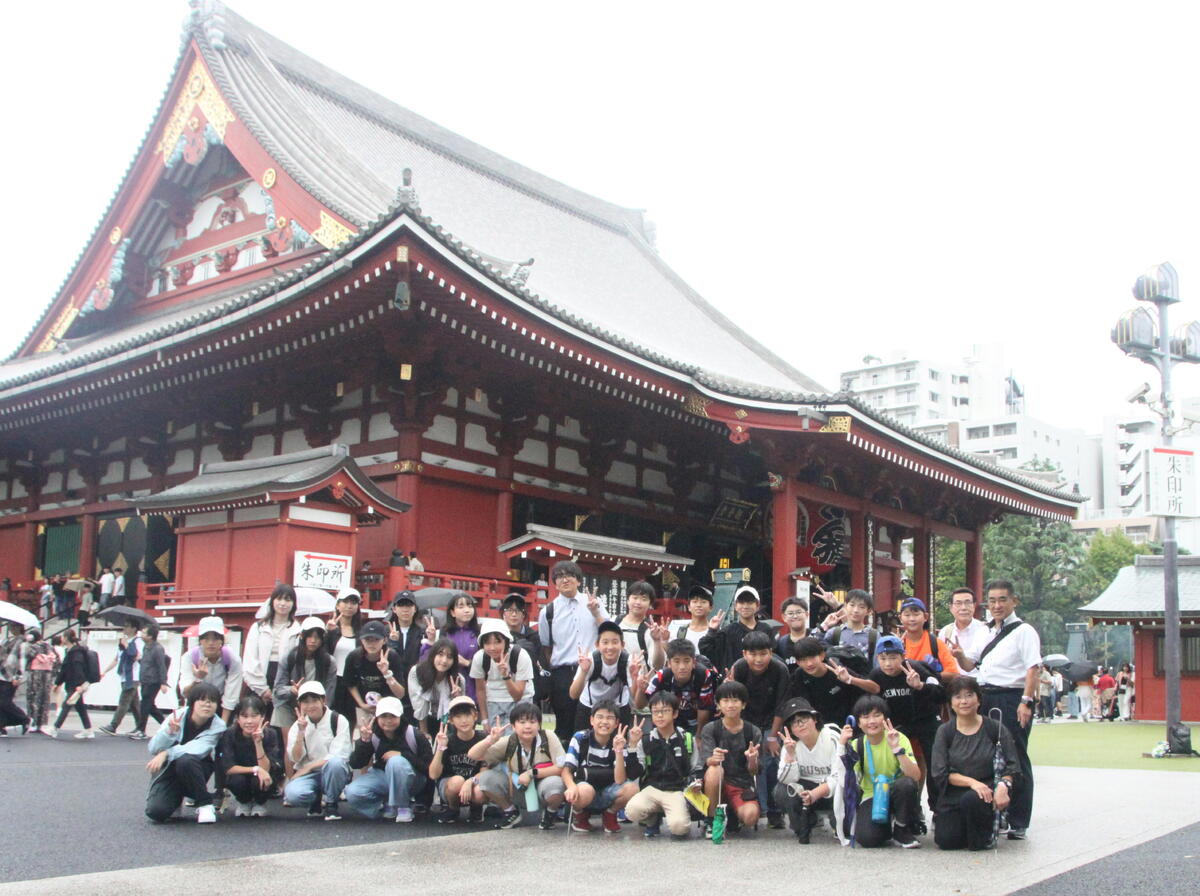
left=1080, top=554, right=1200, bottom=616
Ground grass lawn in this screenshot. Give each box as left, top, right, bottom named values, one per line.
left=1029, top=720, right=1200, bottom=772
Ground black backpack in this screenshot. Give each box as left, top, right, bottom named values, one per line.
left=825, top=643, right=871, bottom=678
left=85, top=647, right=101, bottom=684
left=586, top=649, right=629, bottom=700
left=481, top=644, right=527, bottom=679
left=828, top=625, right=878, bottom=657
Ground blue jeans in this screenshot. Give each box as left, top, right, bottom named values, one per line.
left=588, top=781, right=624, bottom=812
left=344, top=756, right=426, bottom=818
left=283, top=759, right=352, bottom=807
left=756, top=752, right=780, bottom=816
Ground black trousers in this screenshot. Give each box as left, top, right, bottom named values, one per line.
left=0, top=681, right=29, bottom=729
left=773, top=778, right=833, bottom=834
left=54, top=696, right=90, bottom=729
left=549, top=665, right=579, bottom=745
left=226, top=771, right=274, bottom=806
left=935, top=787, right=996, bottom=850
left=902, top=717, right=941, bottom=811
left=135, top=681, right=167, bottom=732
left=982, top=689, right=1033, bottom=830
left=146, top=754, right=215, bottom=821
left=856, top=775, right=919, bottom=848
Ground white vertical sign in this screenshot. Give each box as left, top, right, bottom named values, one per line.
left=1148, top=447, right=1196, bottom=517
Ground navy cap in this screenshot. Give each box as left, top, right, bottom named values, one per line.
left=900, top=597, right=927, bottom=613
left=392, top=590, right=417, bottom=606
left=875, top=635, right=905, bottom=656
left=360, top=620, right=388, bottom=640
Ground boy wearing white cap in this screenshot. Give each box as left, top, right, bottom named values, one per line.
left=344, top=695, right=433, bottom=822
left=470, top=618, right=534, bottom=727
left=178, top=616, right=244, bottom=722
left=283, top=681, right=353, bottom=820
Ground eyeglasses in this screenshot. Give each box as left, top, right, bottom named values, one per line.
left=650, top=707, right=674, bottom=715
left=783, top=610, right=807, bottom=618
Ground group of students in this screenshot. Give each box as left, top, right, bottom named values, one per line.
left=108, top=566, right=1037, bottom=854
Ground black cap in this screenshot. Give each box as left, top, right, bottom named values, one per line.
left=360, top=620, right=388, bottom=640
left=597, top=620, right=623, bottom=640
left=392, top=590, right=417, bottom=606
left=687, top=584, right=713, bottom=601
left=779, top=697, right=820, bottom=724
left=501, top=593, right=527, bottom=611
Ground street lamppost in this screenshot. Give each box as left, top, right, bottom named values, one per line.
left=1111, top=261, right=1200, bottom=747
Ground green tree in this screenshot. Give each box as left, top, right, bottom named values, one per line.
left=1085, top=529, right=1150, bottom=587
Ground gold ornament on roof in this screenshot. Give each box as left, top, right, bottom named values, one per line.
left=157, top=59, right=235, bottom=164
left=262, top=168, right=277, bottom=189
left=819, top=415, right=851, bottom=433
left=683, top=392, right=710, bottom=418
left=108, top=226, right=122, bottom=245
left=312, top=210, right=355, bottom=249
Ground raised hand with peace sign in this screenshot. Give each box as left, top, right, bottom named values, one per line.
left=576, top=645, right=593, bottom=675
left=612, top=724, right=629, bottom=752
left=903, top=660, right=924, bottom=691
left=883, top=717, right=902, bottom=752
left=435, top=721, right=450, bottom=752
left=707, top=609, right=726, bottom=632
left=780, top=725, right=797, bottom=761
left=359, top=719, right=374, bottom=743
left=826, top=659, right=853, bottom=684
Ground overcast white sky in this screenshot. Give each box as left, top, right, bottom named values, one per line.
left=5, top=1, right=1200, bottom=433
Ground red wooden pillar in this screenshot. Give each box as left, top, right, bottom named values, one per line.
left=78, top=512, right=97, bottom=579
left=771, top=477, right=798, bottom=616
left=495, top=455, right=515, bottom=574
left=849, top=509, right=866, bottom=591
left=395, top=424, right=423, bottom=556
left=966, top=527, right=985, bottom=612
left=912, top=526, right=930, bottom=607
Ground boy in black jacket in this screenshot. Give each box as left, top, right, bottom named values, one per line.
left=729, top=630, right=791, bottom=828
left=625, top=692, right=694, bottom=838
left=698, top=586, right=773, bottom=676
left=343, top=696, right=432, bottom=821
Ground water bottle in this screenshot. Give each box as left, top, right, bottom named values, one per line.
left=871, top=774, right=891, bottom=822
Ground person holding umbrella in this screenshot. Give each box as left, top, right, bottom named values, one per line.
left=930, top=676, right=1019, bottom=850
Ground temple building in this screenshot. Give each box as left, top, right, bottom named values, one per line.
left=0, top=3, right=1081, bottom=627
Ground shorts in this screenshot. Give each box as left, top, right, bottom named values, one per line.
left=271, top=702, right=297, bottom=728
left=588, top=781, right=624, bottom=812
left=721, top=782, right=758, bottom=812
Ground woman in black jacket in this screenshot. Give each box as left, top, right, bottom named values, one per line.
left=217, top=695, right=284, bottom=817
left=930, top=676, right=1020, bottom=851
left=50, top=629, right=96, bottom=739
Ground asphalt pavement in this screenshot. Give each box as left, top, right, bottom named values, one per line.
left=0, top=731, right=461, bottom=885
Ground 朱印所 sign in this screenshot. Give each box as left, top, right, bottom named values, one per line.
left=293, top=550, right=352, bottom=591
left=1148, top=447, right=1196, bottom=517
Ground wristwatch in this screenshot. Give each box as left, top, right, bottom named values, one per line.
left=1020, top=695, right=1035, bottom=706
left=892, top=748, right=907, bottom=757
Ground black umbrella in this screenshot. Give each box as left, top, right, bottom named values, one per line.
left=1063, top=661, right=1099, bottom=684
left=95, top=605, right=156, bottom=627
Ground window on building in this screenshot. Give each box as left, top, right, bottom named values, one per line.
left=841, top=376, right=856, bottom=390
left=966, top=426, right=990, bottom=440
left=997, top=447, right=1018, bottom=460
left=929, top=391, right=940, bottom=403
left=959, top=375, right=969, bottom=384
left=1154, top=632, right=1200, bottom=675
left=871, top=373, right=880, bottom=384
left=929, top=369, right=940, bottom=381
left=994, top=423, right=1017, bottom=436
left=896, top=388, right=915, bottom=403
left=900, top=366, right=915, bottom=381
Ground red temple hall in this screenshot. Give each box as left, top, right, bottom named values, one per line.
left=0, top=4, right=1081, bottom=630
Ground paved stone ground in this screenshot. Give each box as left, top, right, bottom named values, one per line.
left=2, top=715, right=1197, bottom=896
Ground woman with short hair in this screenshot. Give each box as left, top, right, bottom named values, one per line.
left=145, top=682, right=227, bottom=823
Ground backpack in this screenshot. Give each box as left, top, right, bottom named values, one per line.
left=825, top=644, right=872, bottom=678
left=913, top=630, right=945, bottom=675
left=481, top=644, right=526, bottom=680
left=85, top=647, right=101, bottom=684
left=622, top=621, right=649, bottom=656
left=190, top=645, right=234, bottom=672
left=587, top=649, right=629, bottom=700
left=828, top=625, right=878, bottom=657
left=503, top=729, right=550, bottom=773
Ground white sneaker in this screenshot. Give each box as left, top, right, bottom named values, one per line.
left=395, top=808, right=414, bottom=823
left=45, top=727, right=58, bottom=738
left=74, top=730, right=96, bottom=739
left=234, top=801, right=252, bottom=818
left=250, top=804, right=268, bottom=818
left=196, top=805, right=217, bottom=824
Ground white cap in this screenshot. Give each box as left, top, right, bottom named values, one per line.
left=374, top=696, right=405, bottom=718
left=478, top=617, right=512, bottom=643
left=198, top=616, right=226, bottom=637
left=335, top=587, right=362, bottom=602
left=297, top=681, right=326, bottom=699
left=300, top=616, right=325, bottom=633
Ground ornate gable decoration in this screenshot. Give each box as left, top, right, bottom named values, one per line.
left=156, top=59, right=235, bottom=167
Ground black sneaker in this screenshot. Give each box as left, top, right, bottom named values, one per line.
left=323, top=802, right=342, bottom=821
left=766, top=811, right=785, bottom=829
left=437, top=807, right=458, bottom=824
left=306, top=801, right=323, bottom=818
left=467, top=804, right=484, bottom=824
left=1007, top=827, right=1027, bottom=840
left=910, top=811, right=928, bottom=836
left=496, top=807, right=521, bottom=829
left=538, top=808, right=556, bottom=830
left=891, top=826, right=920, bottom=849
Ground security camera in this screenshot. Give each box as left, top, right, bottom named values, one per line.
left=1126, top=383, right=1151, bottom=404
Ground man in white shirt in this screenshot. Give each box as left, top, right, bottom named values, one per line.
left=939, top=587, right=991, bottom=678
left=98, top=567, right=115, bottom=610
left=958, top=579, right=1041, bottom=841
left=536, top=560, right=609, bottom=744
left=111, top=567, right=126, bottom=607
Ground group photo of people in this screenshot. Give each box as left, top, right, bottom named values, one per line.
left=1, top=565, right=1050, bottom=852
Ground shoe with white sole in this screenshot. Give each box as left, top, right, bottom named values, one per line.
left=234, top=801, right=253, bottom=818
left=250, top=804, right=268, bottom=818
left=196, top=805, right=217, bottom=824
left=395, top=808, right=414, bottom=823
left=74, top=730, right=96, bottom=739
left=45, top=727, right=58, bottom=738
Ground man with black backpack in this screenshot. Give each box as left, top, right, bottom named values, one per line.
left=470, top=618, right=534, bottom=726
left=820, top=589, right=879, bottom=657
left=788, top=637, right=878, bottom=725
left=618, top=581, right=666, bottom=670
left=500, top=593, right=548, bottom=705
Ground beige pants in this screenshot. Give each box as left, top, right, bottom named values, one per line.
left=625, top=786, right=691, bottom=836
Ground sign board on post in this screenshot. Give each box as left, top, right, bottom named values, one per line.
left=1148, top=447, right=1197, bottom=517
left=293, top=550, right=353, bottom=591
